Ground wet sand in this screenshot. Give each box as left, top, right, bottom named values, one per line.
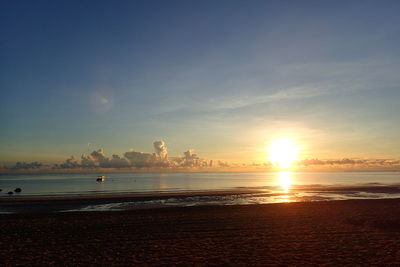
left=0, top=190, right=262, bottom=213
left=1, top=199, right=400, bottom=265
left=2, top=185, right=400, bottom=213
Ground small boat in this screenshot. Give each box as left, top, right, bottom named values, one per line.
left=96, top=175, right=105, bottom=182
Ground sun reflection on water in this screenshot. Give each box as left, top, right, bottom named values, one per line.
left=276, top=194, right=291, bottom=203
left=277, top=171, right=293, bottom=192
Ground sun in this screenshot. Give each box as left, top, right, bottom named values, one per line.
left=268, top=139, right=299, bottom=169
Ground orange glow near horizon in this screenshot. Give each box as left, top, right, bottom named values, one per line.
left=277, top=171, right=293, bottom=192
left=268, top=139, right=299, bottom=169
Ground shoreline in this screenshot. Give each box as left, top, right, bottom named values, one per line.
left=0, top=189, right=263, bottom=213
left=2, top=185, right=400, bottom=213
left=1, top=199, right=400, bottom=265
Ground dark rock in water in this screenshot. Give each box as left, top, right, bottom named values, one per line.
left=7, top=191, right=13, bottom=195
left=96, top=176, right=105, bottom=182
left=14, top=188, right=22, bottom=193
left=0, top=189, right=2, bottom=192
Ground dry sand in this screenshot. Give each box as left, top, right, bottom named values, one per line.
left=1, top=199, right=400, bottom=265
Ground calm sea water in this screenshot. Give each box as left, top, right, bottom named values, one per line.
left=1, top=171, right=399, bottom=196
left=1, top=172, right=400, bottom=211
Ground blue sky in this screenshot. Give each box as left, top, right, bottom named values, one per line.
left=1, top=0, right=400, bottom=164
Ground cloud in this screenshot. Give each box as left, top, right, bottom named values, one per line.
left=80, top=153, right=97, bottom=168
left=59, top=156, right=80, bottom=169
left=80, top=148, right=156, bottom=168
left=299, top=158, right=400, bottom=166
left=155, top=58, right=400, bottom=118
left=109, top=154, right=131, bottom=168
left=90, top=86, right=114, bottom=114
left=181, top=149, right=200, bottom=167
left=206, top=86, right=328, bottom=110
left=79, top=149, right=111, bottom=168
left=89, top=149, right=110, bottom=167
left=12, top=161, right=43, bottom=169
left=153, top=141, right=168, bottom=161
left=51, top=155, right=400, bottom=170
left=124, top=150, right=157, bottom=168
left=217, top=160, right=230, bottom=167
left=7, top=140, right=400, bottom=171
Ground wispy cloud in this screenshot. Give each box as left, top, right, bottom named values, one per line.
left=152, top=58, right=400, bottom=117
left=299, top=158, right=400, bottom=167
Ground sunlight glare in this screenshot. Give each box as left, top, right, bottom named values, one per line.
left=277, top=171, right=292, bottom=192
left=268, top=139, right=299, bottom=169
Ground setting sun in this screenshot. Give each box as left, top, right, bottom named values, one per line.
left=268, top=139, right=299, bottom=169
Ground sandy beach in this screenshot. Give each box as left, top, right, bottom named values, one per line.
left=0, top=190, right=263, bottom=213
left=1, top=199, right=400, bottom=265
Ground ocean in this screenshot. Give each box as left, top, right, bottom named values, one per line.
left=1, top=172, right=400, bottom=211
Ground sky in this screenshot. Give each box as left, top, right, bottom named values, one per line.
left=1, top=0, right=400, bottom=166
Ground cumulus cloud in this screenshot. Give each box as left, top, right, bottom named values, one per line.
left=53, top=153, right=400, bottom=170
left=109, top=154, right=130, bottom=168
left=217, top=161, right=230, bottom=167
left=183, top=149, right=198, bottom=165
left=59, top=156, right=80, bottom=169
left=153, top=141, right=168, bottom=161
left=78, top=149, right=109, bottom=168
left=80, top=153, right=97, bottom=168
left=168, top=149, right=209, bottom=167
left=182, top=149, right=202, bottom=166
left=124, top=150, right=156, bottom=168
left=89, top=148, right=110, bottom=167
left=10, top=140, right=400, bottom=171
left=12, top=161, right=43, bottom=169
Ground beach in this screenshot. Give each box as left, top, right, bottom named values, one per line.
left=0, top=190, right=262, bottom=213
left=1, top=199, right=400, bottom=265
